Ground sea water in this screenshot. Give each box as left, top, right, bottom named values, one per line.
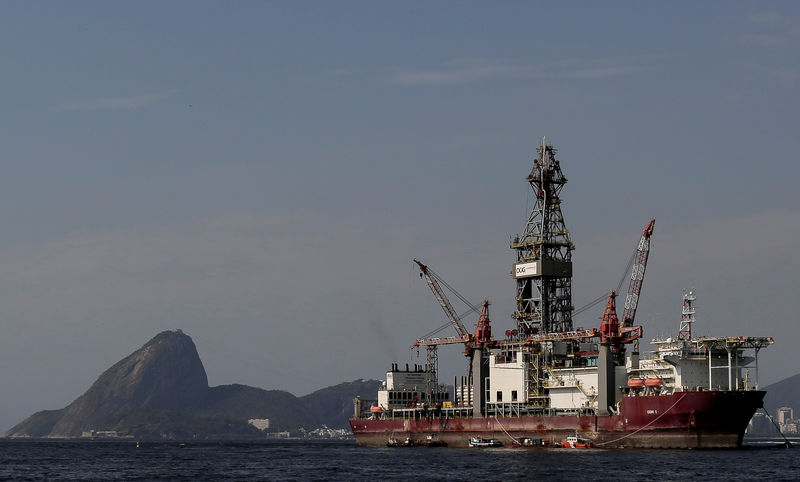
left=1, top=438, right=797, bottom=481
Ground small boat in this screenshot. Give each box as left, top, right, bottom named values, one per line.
left=425, top=434, right=447, bottom=447
left=469, top=436, right=503, bottom=448
left=387, top=436, right=420, bottom=447
left=515, top=437, right=545, bottom=447
left=560, top=434, right=594, bottom=449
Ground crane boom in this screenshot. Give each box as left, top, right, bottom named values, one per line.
left=413, top=259, right=471, bottom=338
left=622, top=219, right=655, bottom=327
left=410, top=335, right=471, bottom=349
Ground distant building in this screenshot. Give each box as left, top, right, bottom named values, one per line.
left=746, top=412, right=774, bottom=436
left=748, top=406, right=800, bottom=436
left=304, top=425, right=353, bottom=440
left=777, top=407, right=794, bottom=425
left=248, top=418, right=270, bottom=431
left=80, top=430, right=121, bottom=438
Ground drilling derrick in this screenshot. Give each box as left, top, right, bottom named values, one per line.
left=511, top=138, right=574, bottom=336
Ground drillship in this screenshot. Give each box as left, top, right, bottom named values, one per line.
left=350, top=139, right=773, bottom=448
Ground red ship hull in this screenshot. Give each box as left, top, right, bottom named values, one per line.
left=350, top=390, right=764, bottom=449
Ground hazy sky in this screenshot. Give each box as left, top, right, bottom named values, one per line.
left=1, top=1, right=798, bottom=431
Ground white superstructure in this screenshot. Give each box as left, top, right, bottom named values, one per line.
left=632, top=336, right=771, bottom=393
left=629, top=292, right=772, bottom=394
left=376, top=363, right=450, bottom=410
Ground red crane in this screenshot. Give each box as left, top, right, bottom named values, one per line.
left=472, top=300, right=492, bottom=345
left=598, top=219, right=654, bottom=348
left=599, top=291, right=642, bottom=345
left=621, top=219, right=655, bottom=328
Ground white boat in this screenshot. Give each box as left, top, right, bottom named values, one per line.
left=468, top=436, right=502, bottom=448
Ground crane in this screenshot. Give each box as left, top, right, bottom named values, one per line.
left=622, top=219, right=655, bottom=328
left=411, top=259, right=487, bottom=404
left=410, top=259, right=476, bottom=349
left=598, top=219, right=654, bottom=354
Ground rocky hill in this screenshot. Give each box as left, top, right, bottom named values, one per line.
left=2, top=330, right=379, bottom=439
left=763, top=373, right=800, bottom=414
left=300, top=379, right=382, bottom=429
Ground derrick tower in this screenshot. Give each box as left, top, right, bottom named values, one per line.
left=511, top=138, right=574, bottom=335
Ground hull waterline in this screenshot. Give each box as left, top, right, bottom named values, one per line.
left=351, top=390, right=764, bottom=449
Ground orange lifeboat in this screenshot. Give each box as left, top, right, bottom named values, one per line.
left=370, top=405, right=383, bottom=414
left=644, top=378, right=663, bottom=387
left=627, top=378, right=645, bottom=388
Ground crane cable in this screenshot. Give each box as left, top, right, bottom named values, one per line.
left=416, top=240, right=639, bottom=327
left=594, top=393, right=687, bottom=446
left=572, top=247, right=637, bottom=319
left=415, top=262, right=481, bottom=339
left=425, top=265, right=481, bottom=314
left=419, top=305, right=481, bottom=340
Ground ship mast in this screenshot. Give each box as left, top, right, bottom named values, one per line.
left=677, top=290, right=696, bottom=341
left=511, top=137, right=574, bottom=335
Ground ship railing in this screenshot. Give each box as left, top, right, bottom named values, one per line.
left=524, top=407, right=595, bottom=417
left=390, top=406, right=475, bottom=420
left=486, top=402, right=525, bottom=418
left=441, top=407, right=474, bottom=418
left=391, top=408, right=426, bottom=420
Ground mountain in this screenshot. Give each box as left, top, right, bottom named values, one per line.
left=203, top=384, right=308, bottom=431
left=3, top=330, right=378, bottom=439
left=300, top=379, right=381, bottom=429
left=763, top=373, right=800, bottom=414
left=53, top=330, right=208, bottom=437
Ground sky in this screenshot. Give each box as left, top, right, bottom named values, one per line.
left=0, top=1, right=798, bottom=432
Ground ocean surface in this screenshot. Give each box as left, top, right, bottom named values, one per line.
left=1, top=438, right=798, bottom=481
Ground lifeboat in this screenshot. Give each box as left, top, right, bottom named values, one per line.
left=644, top=377, right=663, bottom=387
left=627, top=378, right=645, bottom=388
left=370, top=405, right=383, bottom=413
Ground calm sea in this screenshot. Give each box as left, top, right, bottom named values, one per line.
left=1, top=438, right=798, bottom=481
